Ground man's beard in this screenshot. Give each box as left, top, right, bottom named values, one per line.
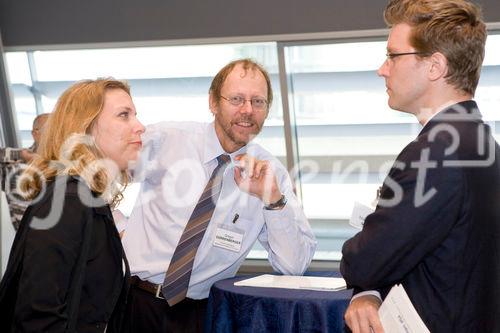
left=217, top=114, right=263, bottom=146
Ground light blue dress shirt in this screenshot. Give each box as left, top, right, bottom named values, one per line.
left=121, top=121, right=317, bottom=299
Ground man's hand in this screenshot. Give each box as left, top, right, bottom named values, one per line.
left=233, top=154, right=281, bottom=205
left=345, top=295, right=384, bottom=333
left=20, top=149, right=36, bottom=163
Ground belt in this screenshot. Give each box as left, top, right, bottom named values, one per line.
left=130, top=276, right=165, bottom=299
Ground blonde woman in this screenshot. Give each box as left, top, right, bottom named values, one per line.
left=0, top=78, right=145, bottom=332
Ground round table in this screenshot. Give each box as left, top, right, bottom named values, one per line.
left=205, top=272, right=352, bottom=333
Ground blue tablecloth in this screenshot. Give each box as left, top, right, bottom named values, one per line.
left=205, top=272, right=352, bottom=333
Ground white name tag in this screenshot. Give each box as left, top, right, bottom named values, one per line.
left=213, top=226, right=244, bottom=252
left=349, top=201, right=375, bottom=229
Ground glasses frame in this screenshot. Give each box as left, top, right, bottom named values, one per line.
left=220, top=95, right=269, bottom=111
left=385, top=51, right=429, bottom=60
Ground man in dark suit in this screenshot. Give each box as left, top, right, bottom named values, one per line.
left=340, top=0, right=500, bottom=332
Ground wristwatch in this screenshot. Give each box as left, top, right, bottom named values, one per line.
left=264, top=194, right=287, bottom=210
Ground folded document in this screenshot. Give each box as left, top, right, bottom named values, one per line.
left=234, top=274, right=346, bottom=291
left=379, top=284, right=430, bottom=333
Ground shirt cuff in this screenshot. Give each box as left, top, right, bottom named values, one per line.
left=262, top=204, right=293, bottom=230
left=351, top=290, right=382, bottom=303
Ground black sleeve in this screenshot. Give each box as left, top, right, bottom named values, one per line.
left=12, top=194, right=88, bottom=332
left=340, top=138, right=464, bottom=291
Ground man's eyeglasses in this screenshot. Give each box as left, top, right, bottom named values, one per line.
left=385, top=51, right=429, bottom=61
left=220, top=95, right=268, bottom=110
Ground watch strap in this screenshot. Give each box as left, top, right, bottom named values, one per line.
left=264, top=194, right=287, bottom=210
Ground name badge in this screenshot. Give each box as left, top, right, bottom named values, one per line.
left=213, top=225, right=244, bottom=252
left=349, top=201, right=375, bottom=229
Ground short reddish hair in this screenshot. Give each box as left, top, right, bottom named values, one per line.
left=209, top=58, right=273, bottom=108
left=384, top=0, right=486, bottom=95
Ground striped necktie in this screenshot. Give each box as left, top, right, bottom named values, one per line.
left=162, top=154, right=231, bottom=306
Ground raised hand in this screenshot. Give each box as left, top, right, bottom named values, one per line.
left=233, top=154, right=282, bottom=206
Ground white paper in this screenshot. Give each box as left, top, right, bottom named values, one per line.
left=234, top=274, right=346, bottom=291
left=379, top=284, right=430, bottom=333
left=349, top=201, right=375, bottom=229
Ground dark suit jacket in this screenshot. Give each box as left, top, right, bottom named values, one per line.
left=341, top=101, right=500, bottom=332
left=0, top=176, right=130, bottom=332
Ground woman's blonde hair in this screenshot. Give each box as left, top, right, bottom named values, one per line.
left=21, top=78, right=132, bottom=208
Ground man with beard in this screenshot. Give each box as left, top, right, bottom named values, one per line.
left=120, top=59, right=316, bottom=332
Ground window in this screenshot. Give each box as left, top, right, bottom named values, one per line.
left=4, top=52, right=36, bottom=146
left=281, top=40, right=418, bottom=260
left=6, top=43, right=285, bottom=149
left=476, top=34, right=500, bottom=124
left=4, top=32, right=500, bottom=262
left=279, top=33, right=500, bottom=260
left=4, top=43, right=286, bottom=260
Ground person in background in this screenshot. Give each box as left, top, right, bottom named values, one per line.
left=0, top=78, right=145, bottom=332
left=0, top=113, right=50, bottom=164
left=340, top=0, right=500, bottom=332
left=0, top=113, right=50, bottom=229
left=120, top=59, right=316, bottom=332
left=21, top=113, right=50, bottom=162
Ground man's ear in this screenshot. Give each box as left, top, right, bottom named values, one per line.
left=209, top=93, right=218, bottom=116
left=428, top=52, right=448, bottom=81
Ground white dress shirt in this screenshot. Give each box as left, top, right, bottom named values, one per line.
left=121, top=121, right=317, bottom=299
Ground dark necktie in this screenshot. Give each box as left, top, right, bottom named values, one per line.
left=162, top=154, right=230, bottom=306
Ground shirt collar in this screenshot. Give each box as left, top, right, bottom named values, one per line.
left=422, top=111, right=439, bottom=127
left=422, top=100, right=480, bottom=127
left=419, top=100, right=482, bottom=137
